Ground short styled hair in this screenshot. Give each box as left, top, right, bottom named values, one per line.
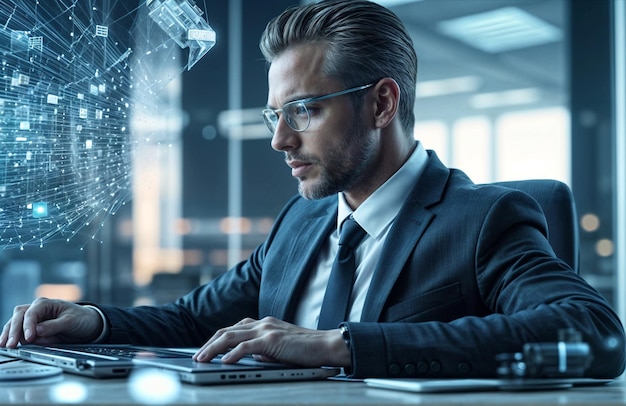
left=260, top=0, right=418, bottom=135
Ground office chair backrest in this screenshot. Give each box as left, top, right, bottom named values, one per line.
left=492, top=179, right=579, bottom=273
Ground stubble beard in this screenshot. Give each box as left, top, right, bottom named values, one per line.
left=297, top=118, right=375, bottom=200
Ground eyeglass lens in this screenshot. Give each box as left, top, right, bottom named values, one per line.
left=263, top=101, right=310, bottom=133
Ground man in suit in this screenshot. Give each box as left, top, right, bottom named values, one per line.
left=2, top=0, right=625, bottom=378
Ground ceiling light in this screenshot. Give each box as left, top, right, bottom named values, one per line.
left=437, top=7, right=562, bottom=53
left=416, top=76, right=481, bottom=97
left=470, top=88, right=541, bottom=109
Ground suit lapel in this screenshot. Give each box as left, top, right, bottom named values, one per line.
left=266, top=204, right=336, bottom=321
left=361, top=151, right=451, bottom=321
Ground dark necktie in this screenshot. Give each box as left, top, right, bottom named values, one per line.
left=317, top=217, right=367, bottom=330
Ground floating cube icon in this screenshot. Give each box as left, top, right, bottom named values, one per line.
left=95, top=25, right=109, bottom=38
left=29, top=36, right=43, bottom=51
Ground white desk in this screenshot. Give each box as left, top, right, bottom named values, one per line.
left=1, top=372, right=625, bottom=405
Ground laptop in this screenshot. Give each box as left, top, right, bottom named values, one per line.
left=0, top=344, right=182, bottom=378
left=0, top=344, right=341, bottom=384
left=131, top=355, right=341, bottom=385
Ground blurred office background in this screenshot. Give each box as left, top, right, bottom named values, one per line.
left=1, top=0, right=625, bottom=327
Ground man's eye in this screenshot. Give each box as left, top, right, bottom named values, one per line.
left=291, top=103, right=308, bottom=117
left=303, top=105, right=322, bottom=117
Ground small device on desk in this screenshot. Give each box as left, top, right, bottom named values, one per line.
left=496, top=328, right=593, bottom=379
left=0, top=356, right=62, bottom=382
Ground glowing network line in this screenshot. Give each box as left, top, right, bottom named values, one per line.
left=0, top=0, right=215, bottom=251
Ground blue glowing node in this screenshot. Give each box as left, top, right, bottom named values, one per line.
left=32, top=202, right=48, bottom=218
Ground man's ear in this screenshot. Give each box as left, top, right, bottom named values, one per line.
left=372, top=78, right=400, bottom=129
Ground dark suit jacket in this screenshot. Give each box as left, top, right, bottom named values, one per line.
left=98, top=151, right=625, bottom=378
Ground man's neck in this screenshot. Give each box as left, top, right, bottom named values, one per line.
left=343, top=140, right=417, bottom=209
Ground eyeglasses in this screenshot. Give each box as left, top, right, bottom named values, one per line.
left=261, top=83, right=374, bottom=134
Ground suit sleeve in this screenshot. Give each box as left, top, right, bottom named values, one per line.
left=94, top=255, right=263, bottom=346
left=93, top=195, right=306, bottom=346
left=346, top=189, right=625, bottom=379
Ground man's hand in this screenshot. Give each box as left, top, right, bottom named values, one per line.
left=0, top=297, right=103, bottom=348
left=193, top=317, right=351, bottom=368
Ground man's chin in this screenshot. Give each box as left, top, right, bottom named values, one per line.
left=297, top=179, right=336, bottom=200
left=297, top=181, right=315, bottom=200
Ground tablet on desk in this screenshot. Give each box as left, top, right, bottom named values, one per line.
left=0, top=357, right=62, bottom=382
left=364, top=377, right=614, bottom=393
left=365, top=378, right=502, bottom=393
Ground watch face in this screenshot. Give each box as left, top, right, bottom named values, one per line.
left=339, top=325, right=351, bottom=347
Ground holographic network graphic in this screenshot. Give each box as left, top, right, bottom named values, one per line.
left=0, top=0, right=215, bottom=250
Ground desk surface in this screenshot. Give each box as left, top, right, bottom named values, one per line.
left=1, top=372, right=625, bottom=405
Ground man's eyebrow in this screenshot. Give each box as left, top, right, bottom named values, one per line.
left=267, top=91, right=323, bottom=109
left=292, top=92, right=322, bottom=102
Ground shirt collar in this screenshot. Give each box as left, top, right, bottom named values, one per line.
left=337, top=141, right=429, bottom=238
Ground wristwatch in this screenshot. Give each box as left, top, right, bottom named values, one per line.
left=339, top=323, right=351, bottom=351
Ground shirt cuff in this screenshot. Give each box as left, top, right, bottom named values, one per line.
left=82, top=305, right=109, bottom=343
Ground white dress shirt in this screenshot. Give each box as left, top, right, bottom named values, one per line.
left=294, top=142, right=429, bottom=329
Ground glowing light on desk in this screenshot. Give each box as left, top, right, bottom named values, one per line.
left=49, top=381, right=88, bottom=403
left=128, top=368, right=181, bottom=404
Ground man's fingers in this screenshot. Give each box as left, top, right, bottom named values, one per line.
left=219, top=338, right=263, bottom=363
left=194, top=318, right=285, bottom=363
left=203, top=318, right=259, bottom=347
left=194, top=324, right=261, bottom=362
left=32, top=319, right=61, bottom=339
left=0, top=321, right=10, bottom=346
left=233, top=317, right=257, bottom=326
left=22, top=298, right=56, bottom=342
left=3, top=304, right=34, bottom=347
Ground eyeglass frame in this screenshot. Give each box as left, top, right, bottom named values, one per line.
left=261, top=83, right=375, bottom=134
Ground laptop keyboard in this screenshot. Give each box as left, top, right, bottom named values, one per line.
left=57, top=346, right=191, bottom=359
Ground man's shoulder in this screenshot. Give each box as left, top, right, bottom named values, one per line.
left=446, top=170, right=525, bottom=198
left=438, top=170, right=538, bottom=211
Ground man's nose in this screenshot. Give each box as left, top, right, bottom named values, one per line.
left=270, top=117, right=299, bottom=152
